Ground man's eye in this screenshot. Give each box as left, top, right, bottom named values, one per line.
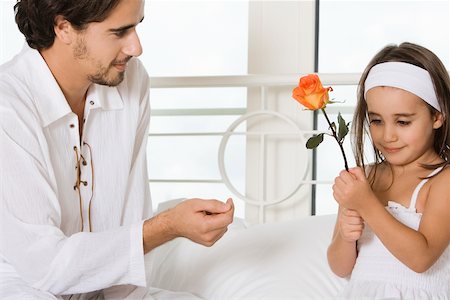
left=114, top=30, right=128, bottom=37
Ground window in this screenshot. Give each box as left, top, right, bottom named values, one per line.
left=139, top=1, right=249, bottom=216
left=0, top=1, right=23, bottom=62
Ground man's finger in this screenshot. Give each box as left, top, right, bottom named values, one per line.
left=191, top=199, right=232, bottom=214
left=204, top=209, right=234, bottom=232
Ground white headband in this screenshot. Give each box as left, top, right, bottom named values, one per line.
left=364, top=61, right=441, bottom=112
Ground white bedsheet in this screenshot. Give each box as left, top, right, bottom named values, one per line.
left=146, top=214, right=346, bottom=300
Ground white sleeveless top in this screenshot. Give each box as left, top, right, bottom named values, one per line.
left=338, top=167, right=450, bottom=300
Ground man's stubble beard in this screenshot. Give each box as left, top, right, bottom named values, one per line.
left=73, top=36, right=125, bottom=87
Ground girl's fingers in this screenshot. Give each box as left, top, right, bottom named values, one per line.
left=345, top=209, right=361, bottom=217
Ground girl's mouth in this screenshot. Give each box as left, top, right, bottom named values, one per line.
left=383, top=146, right=402, bottom=154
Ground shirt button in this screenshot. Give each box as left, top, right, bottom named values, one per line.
left=90, top=100, right=95, bottom=105
left=69, top=124, right=75, bottom=128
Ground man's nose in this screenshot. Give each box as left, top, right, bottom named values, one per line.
left=123, top=29, right=143, bottom=57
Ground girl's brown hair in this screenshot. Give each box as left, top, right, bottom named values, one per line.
left=353, top=42, right=450, bottom=182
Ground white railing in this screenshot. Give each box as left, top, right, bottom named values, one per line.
left=149, top=74, right=361, bottom=222
left=150, top=73, right=361, bottom=88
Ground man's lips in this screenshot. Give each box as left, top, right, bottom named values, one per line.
left=113, top=63, right=127, bottom=72
left=112, top=57, right=131, bottom=72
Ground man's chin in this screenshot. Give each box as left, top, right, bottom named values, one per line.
left=90, top=73, right=124, bottom=87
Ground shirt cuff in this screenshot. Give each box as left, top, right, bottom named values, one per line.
left=127, top=220, right=147, bottom=287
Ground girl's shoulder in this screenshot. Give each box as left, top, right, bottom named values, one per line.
left=423, top=165, right=450, bottom=216
left=430, top=164, right=450, bottom=187
left=423, top=165, right=450, bottom=207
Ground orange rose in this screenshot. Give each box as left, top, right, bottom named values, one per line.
left=292, top=74, right=331, bottom=110
left=292, top=73, right=349, bottom=171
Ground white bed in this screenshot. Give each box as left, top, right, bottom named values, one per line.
left=146, top=213, right=346, bottom=299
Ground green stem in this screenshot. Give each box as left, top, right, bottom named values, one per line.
left=320, top=108, right=349, bottom=171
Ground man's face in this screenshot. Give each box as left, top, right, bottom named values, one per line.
left=72, top=0, right=145, bottom=87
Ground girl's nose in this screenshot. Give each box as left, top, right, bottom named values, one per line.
left=383, top=125, right=397, bottom=142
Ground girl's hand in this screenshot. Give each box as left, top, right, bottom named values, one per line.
left=333, top=167, right=376, bottom=212
left=338, top=207, right=364, bottom=242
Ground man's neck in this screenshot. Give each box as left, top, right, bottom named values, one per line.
left=39, top=45, right=90, bottom=116
left=40, top=45, right=90, bottom=137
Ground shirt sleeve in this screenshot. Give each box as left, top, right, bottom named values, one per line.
left=0, top=73, right=151, bottom=295
left=123, top=59, right=153, bottom=223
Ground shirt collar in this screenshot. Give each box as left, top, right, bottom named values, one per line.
left=87, top=83, right=124, bottom=111
left=21, top=45, right=123, bottom=128
left=20, top=45, right=71, bottom=127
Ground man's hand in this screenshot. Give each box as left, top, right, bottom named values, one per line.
left=142, top=198, right=234, bottom=253
left=167, top=198, right=234, bottom=246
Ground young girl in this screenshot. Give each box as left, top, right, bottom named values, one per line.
left=328, top=42, right=450, bottom=299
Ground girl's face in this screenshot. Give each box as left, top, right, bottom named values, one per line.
left=366, top=86, right=443, bottom=167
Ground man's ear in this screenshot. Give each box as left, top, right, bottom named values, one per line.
left=54, top=15, right=73, bottom=44
left=433, top=112, right=444, bottom=129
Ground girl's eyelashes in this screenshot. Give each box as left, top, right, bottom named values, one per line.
left=397, top=120, right=411, bottom=126
left=368, top=119, right=411, bottom=126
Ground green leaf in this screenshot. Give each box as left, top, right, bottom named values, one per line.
left=306, top=133, right=324, bottom=149
left=337, top=113, right=349, bottom=143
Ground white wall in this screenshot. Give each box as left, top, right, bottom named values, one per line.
left=246, top=1, right=316, bottom=223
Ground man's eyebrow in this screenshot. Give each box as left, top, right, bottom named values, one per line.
left=108, top=16, right=145, bottom=33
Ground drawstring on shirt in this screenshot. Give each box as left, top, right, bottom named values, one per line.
left=73, top=142, right=95, bottom=232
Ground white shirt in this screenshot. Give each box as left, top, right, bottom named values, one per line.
left=0, top=45, right=152, bottom=296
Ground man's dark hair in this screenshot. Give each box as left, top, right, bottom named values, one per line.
left=14, top=0, right=122, bottom=50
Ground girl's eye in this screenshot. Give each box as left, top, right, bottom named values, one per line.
left=369, top=119, right=381, bottom=125
left=397, top=120, right=411, bottom=126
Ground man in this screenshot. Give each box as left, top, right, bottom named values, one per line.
left=0, top=0, right=234, bottom=299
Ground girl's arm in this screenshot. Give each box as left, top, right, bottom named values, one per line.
left=327, top=206, right=364, bottom=277
left=334, top=167, right=450, bottom=273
